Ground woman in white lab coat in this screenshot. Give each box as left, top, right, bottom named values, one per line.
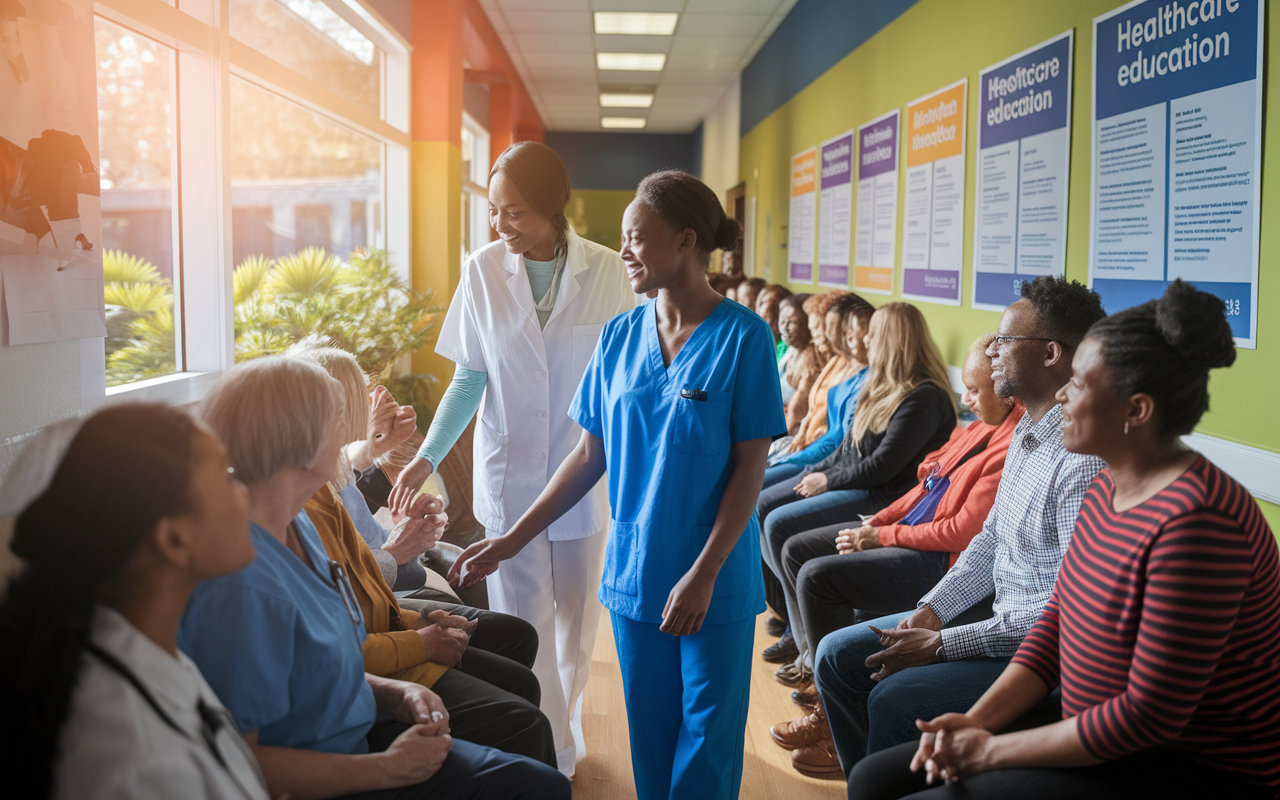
left=389, top=141, right=634, bottom=777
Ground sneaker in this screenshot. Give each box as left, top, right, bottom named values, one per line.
left=774, top=661, right=813, bottom=688
left=791, top=738, right=843, bottom=780
left=769, top=706, right=830, bottom=751
left=765, top=615, right=787, bottom=638
left=761, top=628, right=798, bottom=664
left=791, top=689, right=820, bottom=710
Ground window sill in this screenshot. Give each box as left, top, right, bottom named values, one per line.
left=104, top=371, right=221, bottom=408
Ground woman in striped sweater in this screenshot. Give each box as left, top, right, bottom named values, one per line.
left=847, top=279, right=1280, bottom=800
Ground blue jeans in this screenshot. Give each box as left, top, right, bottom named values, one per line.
left=762, top=462, right=804, bottom=490
left=813, top=604, right=1004, bottom=775
left=757, top=481, right=877, bottom=655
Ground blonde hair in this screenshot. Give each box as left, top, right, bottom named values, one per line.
left=967, top=332, right=998, bottom=368
left=849, top=303, right=955, bottom=442
left=199, top=356, right=344, bottom=486
left=287, top=342, right=368, bottom=446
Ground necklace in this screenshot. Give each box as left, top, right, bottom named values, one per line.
left=532, top=247, right=568, bottom=313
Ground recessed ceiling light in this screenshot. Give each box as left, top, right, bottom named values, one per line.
left=594, top=12, right=679, bottom=36
left=602, top=117, right=647, bottom=129
left=600, top=93, right=654, bottom=108
left=597, top=53, right=666, bottom=71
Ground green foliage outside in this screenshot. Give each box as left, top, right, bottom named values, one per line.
left=104, top=248, right=441, bottom=422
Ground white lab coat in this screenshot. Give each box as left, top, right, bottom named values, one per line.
left=435, top=227, right=634, bottom=541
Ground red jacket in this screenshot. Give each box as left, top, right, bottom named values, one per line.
left=869, top=402, right=1023, bottom=567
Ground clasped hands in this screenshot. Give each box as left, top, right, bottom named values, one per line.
left=835, top=525, right=881, bottom=554
left=383, top=492, right=448, bottom=566
left=416, top=609, right=477, bottom=668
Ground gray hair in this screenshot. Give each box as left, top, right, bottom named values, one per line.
left=199, top=356, right=344, bottom=486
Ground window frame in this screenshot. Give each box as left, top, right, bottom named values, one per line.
left=97, top=0, right=411, bottom=404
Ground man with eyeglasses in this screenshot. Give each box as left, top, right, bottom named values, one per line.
left=810, top=276, right=1107, bottom=780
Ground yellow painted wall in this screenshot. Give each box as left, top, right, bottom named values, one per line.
left=740, top=0, right=1280, bottom=527
left=567, top=189, right=635, bottom=252
left=411, top=140, right=462, bottom=382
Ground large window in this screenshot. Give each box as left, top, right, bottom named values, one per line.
left=95, top=0, right=409, bottom=398
left=461, top=113, right=490, bottom=261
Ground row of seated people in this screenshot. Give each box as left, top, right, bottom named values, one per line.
left=734, top=275, right=1280, bottom=798
left=0, top=343, right=574, bottom=798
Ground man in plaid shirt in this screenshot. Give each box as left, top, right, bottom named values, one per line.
left=804, top=278, right=1106, bottom=779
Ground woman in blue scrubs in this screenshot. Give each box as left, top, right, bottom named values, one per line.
left=451, top=169, right=787, bottom=799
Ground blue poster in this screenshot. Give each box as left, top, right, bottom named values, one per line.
left=973, top=31, right=1075, bottom=311
left=1090, top=0, right=1263, bottom=346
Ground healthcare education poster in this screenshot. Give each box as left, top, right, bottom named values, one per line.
left=854, top=110, right=899, bottom=295
left=1091, top=0, right=1263, bottom=347
left=973, top=30, right=1074, bottom=311
left=817, top=130, right=854, bottom=287
left=902, top=79, right=967, bottom=306
left=789, top=147, right=817, bottom=283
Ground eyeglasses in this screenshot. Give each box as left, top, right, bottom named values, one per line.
left=994, top=334, right=1056, bottom=346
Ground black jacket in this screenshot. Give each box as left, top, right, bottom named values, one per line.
left=808, top=382, right=956, bottom=504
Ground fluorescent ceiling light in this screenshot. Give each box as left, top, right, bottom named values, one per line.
left=600, top=93, right=654, bottom=108
left=601, top=117, right=647, bottom=129
left=594, top=12, right=679, bottom=36
left=597, top=53, right=666, bottom=71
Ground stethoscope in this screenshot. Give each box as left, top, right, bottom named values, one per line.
left=85, top=642, right=266, bottom=800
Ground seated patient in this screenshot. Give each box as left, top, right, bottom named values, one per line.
left=777, top=292, right=813, bottom=420
left=787, top=290, right=853, bottom=454
left=783, top=292, right=835, bottom=435
left=759, top=303, right=956, bottom=669
left=849, top=280, right=1280, bottom=800
left=765, top=292, right=875, bottom=488
left=755, top=283, right=792, bottom=356
left=292, top=344, right=554, bottom=765
left=769, top=333, right=1022, bottom=776
left=813, top=277, right=1106, bottom=779
left=0, top=403, right=269, bottom=800
left=182, top=356, right=569, bottom=800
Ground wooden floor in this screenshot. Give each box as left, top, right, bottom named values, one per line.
left=572, top=613, right=846, bottom=800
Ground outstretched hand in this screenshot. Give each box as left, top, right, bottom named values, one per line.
left=448, top=535, right=519, bottom=589
left=390, top=457, right=434, bottom=517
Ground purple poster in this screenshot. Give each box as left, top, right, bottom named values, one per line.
left=817, top=131, right=854, bottom=286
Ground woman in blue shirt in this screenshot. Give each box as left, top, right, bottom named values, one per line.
left=180, top=356, right=570, bottom=800
left=451, top=170, right=787, bottom=800
left=764, top=292, right=876, bottom=489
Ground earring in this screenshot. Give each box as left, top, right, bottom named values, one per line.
left=1123, top=421, right=1130, bottom=435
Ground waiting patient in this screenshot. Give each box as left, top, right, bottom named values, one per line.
left=759, top=303, right=957, bottom=671
left=182, top=356, right=569, bottom=800
left=0, top=403, right=269, bottom=799
left=849, top=280, right=1280, bottom=800
left=813, top=277, right=1106, bottom=778
left=769, top=333, right=1022, bottom=778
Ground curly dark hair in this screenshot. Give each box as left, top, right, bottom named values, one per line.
left=1087, top=279, right=1236, bottom=437
left=636, top=169, right=740, bottom=264
left=1019, top=276, right=1105, bottom=347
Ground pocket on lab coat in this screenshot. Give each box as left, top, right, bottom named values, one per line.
left=672, top=390, right=731, bottom=457
left=603, top=521, right=640, bottom=596
left=571, top=323, right=605, bottom=378
left=686, top=524, right=750, bottom=598
left=478, top=416, right=508, bottom=508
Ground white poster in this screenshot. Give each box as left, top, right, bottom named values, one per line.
left=788, top=147, right=817, bottom=283
left=854, top=110, right=900, bottom=295
left=902, top=79, right=967, bottom=305
left=817, top=130, right=854, bottom=287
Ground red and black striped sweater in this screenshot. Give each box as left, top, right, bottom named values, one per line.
left=1012, top=455, right=1280, bottom=793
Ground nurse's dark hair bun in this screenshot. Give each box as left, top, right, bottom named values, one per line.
left=1087, top=279, right=1236, bottom=437
left=1155, top=278, right=1237, bottom=371
left=636, top=169, right=739, bottom=264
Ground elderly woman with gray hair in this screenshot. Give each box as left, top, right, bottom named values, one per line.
left=179, top=355, right=569, bottom=800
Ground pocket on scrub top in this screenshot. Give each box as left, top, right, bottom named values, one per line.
left=571, top=323, right=605, bottom=378
left=478, top=417, right=508, bottom=505
left=686, top=524, right=751, bottom=598
left=603, top=521, right=641, bottom=596
left=672, top=389, right=731, bottom=457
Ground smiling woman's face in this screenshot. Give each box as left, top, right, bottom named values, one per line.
left=1055, top=337, right=1128, bottom=455
left=488, top=171, right=558, bottom=259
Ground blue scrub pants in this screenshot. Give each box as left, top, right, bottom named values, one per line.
left=611, top=612, right=755, bottom=800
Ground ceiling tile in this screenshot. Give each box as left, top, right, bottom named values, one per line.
left=502, top=11, right=591, bottom=33
left=588, top=0, right=684, bottom=12
left=593, top=34, right=673, bottom=54
left=520, top=52, right=596, bottom=70
left=537, top=79, right=600, bottom=93
left=513, top=33, right=594, bottom=53
left=594, top=69, right=662, bottom=85
left=665, top=53, right=742, bottom=72
left=675, top=13, right=771, bottom=37
left=658, top=67, right=735, bottom=85
left=654, top=83, right=727, bottom=100
left=669, top=36, right=755, bottom=57
left=684, top=0, right=786, bottom=13
left=529, top=67, right=602, bottom=83
left=496, top=0, right=588, bottom=10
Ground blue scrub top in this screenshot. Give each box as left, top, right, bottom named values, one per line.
left=570, top=298, right=787, bottom=625
left=179, top=510, right=377, bottom=755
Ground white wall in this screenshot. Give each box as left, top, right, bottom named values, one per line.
left=700, top=75, right=741, bottom=201
left=0, top=333, right=104, bottom=477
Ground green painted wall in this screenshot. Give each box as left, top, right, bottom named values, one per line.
left=568, top=189, right=634, bottom=252
left=740, top=0, right=1280, bottom=528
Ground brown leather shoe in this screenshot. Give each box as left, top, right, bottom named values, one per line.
left=792, top=689, right=820, bottom=710
left=769, top=706, right=830, bottom=751
left=791, top=738, right=844, bottom=780
left=774, top=661, right=813, bottom=688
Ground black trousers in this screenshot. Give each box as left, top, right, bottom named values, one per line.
left=396, top=594, right=554, bottom=767
left=847, top=737, right=1271, bottom=800
left=785, top=523, right=950, bottom=657
left=335, top=721, right=571, bottom=800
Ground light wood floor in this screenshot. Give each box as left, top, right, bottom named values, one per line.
left=572, top=613, right=846, bottom=800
